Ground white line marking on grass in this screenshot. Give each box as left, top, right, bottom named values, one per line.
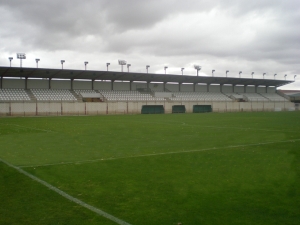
left=19, top=138, right=300, bottom=168
left=0, top=123, right=56, bottom=133
left=0, top=158, right=132, bottom=225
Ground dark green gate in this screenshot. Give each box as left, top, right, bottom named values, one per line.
left=193, top=105, right=212, bottom=113
left=172, top=105, right=186, bottom=113
left=141, top=105, right=165, bottom=114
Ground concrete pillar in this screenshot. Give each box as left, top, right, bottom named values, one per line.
left=266, top=86, right=268, bottom=93
left=111, top=80, right=114, bottom=90
left=232, top=84, right=235, bottom=93
left=179, top=82, right=181, bottom=92
left=147, top=81, right=150, bottom=91
left=163, top=82, right=166, bottom=91
left=25, top=77, right=28, bottom=89
left=0, top=76, right=2, bottom=89
left=244, top=85, right=247, bottom=93
left=193, top=83, right=196, bottom=92
left=71, top=79, right=74, bottom=90
left=92, top=79, right=94, bottom=90
left=130, top=81, right=133, bottom=91
left=49, top=78, right=52, bottom=89
left=207, top=83, right=210, bottom=92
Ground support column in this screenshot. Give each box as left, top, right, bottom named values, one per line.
left=163, top=82, right=166, bottom=92
left=193, top=83, right=196, bottom=92
left=244, top=85, right=247, bottom=93
left=207, top=83, right=210, bottom=92
left=130, top=81, right=133, bottom=91
left=147, top=81, right=150, bottom=91
left=265, top=85, right=268, bottom=93
left=49, top=78, right=52, bottom=89
left=179, top=82, right=181, bottom=92
left=255, top=85, right=258, bottom=93
left=111, top=80, right=114, bottom=90
left=220, top=84, right=223, bottom=92
left=25, top=77, right=28, bottom=90
left=92, top=79, right=94, bottom=90
left=71, top=79, right=74, bottom=90
left=232, top=84, right=235, bottom=93
left=0, top=76, right=2, bottom=89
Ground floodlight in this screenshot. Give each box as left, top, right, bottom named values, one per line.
left=239, top=71, right=242, bottom=78
left=294, top=75, right=297, bottom=80
left=17, top=53, right=26, bottom=68
left=127, top=64, right=131, bottom=72
left=194, top=65, right=201, bottom=76
left=118, top=60, right=127, bottom=72
left=226, top=70, right=229, bottom=77
left=61, top=60, right=65, bottom=69
left=181, top=68, right=184, bottom=75
left=146, top=65, right=150, bottom=73
left=284, top=74, right=287, bottom=80
left=263, top=73, right=266, bottom=79
left=164, top=66, right=168, bottom=74
left=251, top=72, right=254, bottom=78
left=212, top=70, right=215, bottom=77
left=8, top=57, right=13, bottom=67
left=106, top=63, right=110, bottom=71
left=84, top=61, right=88, bottom=70
left=274, top=73, right=277, bottom=79
left=35, top=59, right=40, bottom=68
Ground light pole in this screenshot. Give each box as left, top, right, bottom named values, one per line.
left=239, top=71, right=242, bottom=78
left=84, top=61, right=88, bottom=70
left=284, top=74, right=287, bottom=80
left=106, top=63, right=110, bottom=71
left=194, top=65, right=201, bottom=76
left=181, top=68, right=184, bottom=75
left=263, top=73, right=266, bottom=79
left=146, top=65, right=150, bottom=73
left=164, top=66, right=168, bottom=74
left=61, top=60, right=65, bottom=69
left=118, top=60, right=127, bottom=72
left=8, top=57, right=13, bottom=67
left=294, top=75, right=297, bottom=81
left=127, top=64, right=131, bottom=72
left=212, top=70, right=215, bottom=77
left=226, top=70, right=229, bottom=77
left=274, top=73, right=277, bottom=79
left=251, top=72, right=254, bottom=78
left=35, top=59, right=40, bottom=68
left=17, top=53, right=26, bottom=68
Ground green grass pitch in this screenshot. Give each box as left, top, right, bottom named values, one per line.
left=0, top=112, right=300, bottom=225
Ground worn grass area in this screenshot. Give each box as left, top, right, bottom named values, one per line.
left=0, top=112, right=300, bottom=224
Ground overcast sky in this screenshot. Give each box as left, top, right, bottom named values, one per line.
left=0, top=0, right=299, bottom=89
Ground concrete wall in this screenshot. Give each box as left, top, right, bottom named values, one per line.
left=113, top=81, right=130, bottom=91
left=149, top=83, right=164, bottom=92
left=166, top=83, right=179, bottom=92
left=73, top=80, right=92, bottom=90
left=51, top=80, right=71, bottom=89
left=94, top=81, right=112, bottom=90
left=2, top=78, right=25, bottom=88
left=195, top=84, right=207, bottom=92
left=180, top=84, right=193, bottom=92
left=0, top=101, right=295, bottom=117
left=27, top=79, right=49, bottom=89
left=209, top=84, right=221, bottom=92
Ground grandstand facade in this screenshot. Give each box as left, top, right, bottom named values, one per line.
left=0, top=66, right=296, bottom=116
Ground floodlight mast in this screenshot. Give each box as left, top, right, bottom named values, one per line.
left=274, top=73, right=277, bottom=80
left=118, top=60, right=127, bottom=72
left=61, top=60, right=65, bottom=69
left=212, top=70, right=215, bottom=77
left=226, top=70, right=229, bottom=77
left=84, top=61, right=88, bottom=70
left=295, top=75, right=297, bottom=80
left=181, top=68, right=184, bottom=75
left=239, top=71, right=242, bottom=78
left=106, top=63, right=110, bottom=71
left=146, top=65, right=150, bottom=73
left=8, top=57, right=13, bottom=67
left=251, top=72, right=254, bottom=79
left=17, top=53, right=26, bottom=68
left=127, top=64, right=131, bottom=72
left=35, top=59, right=40, bottom=68
left=263, top=73, right=266, bottom=79
left=284, top=74, right=287, bottom=80
left=194, top=65, right=201, bottom=76
left=164, top=66, right=168, bottom=74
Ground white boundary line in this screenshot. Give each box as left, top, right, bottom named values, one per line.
left=0, top=123, right=56, bottom=133
left=0, top=158, right=132, bottom=225
left=19, top=138, right=300, bottom=168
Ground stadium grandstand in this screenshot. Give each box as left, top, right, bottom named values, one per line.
left=0, top=66, right=297, bottom=116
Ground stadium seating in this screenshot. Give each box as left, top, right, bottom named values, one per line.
left=259, top=93, right=287, bottom=101
left=99, top=90, right=165, bottom=101
left=240, top=93, right=269, bottom=102
left=0, top=89, right=31, bottom=101
left=170, top=92, right=232, bottom=101
left=31, top=89, right=77, bottom=101
left=74, top=89, right=97, bottom=95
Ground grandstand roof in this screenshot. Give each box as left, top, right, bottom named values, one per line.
left=0, top=66, right=294, bottom=87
